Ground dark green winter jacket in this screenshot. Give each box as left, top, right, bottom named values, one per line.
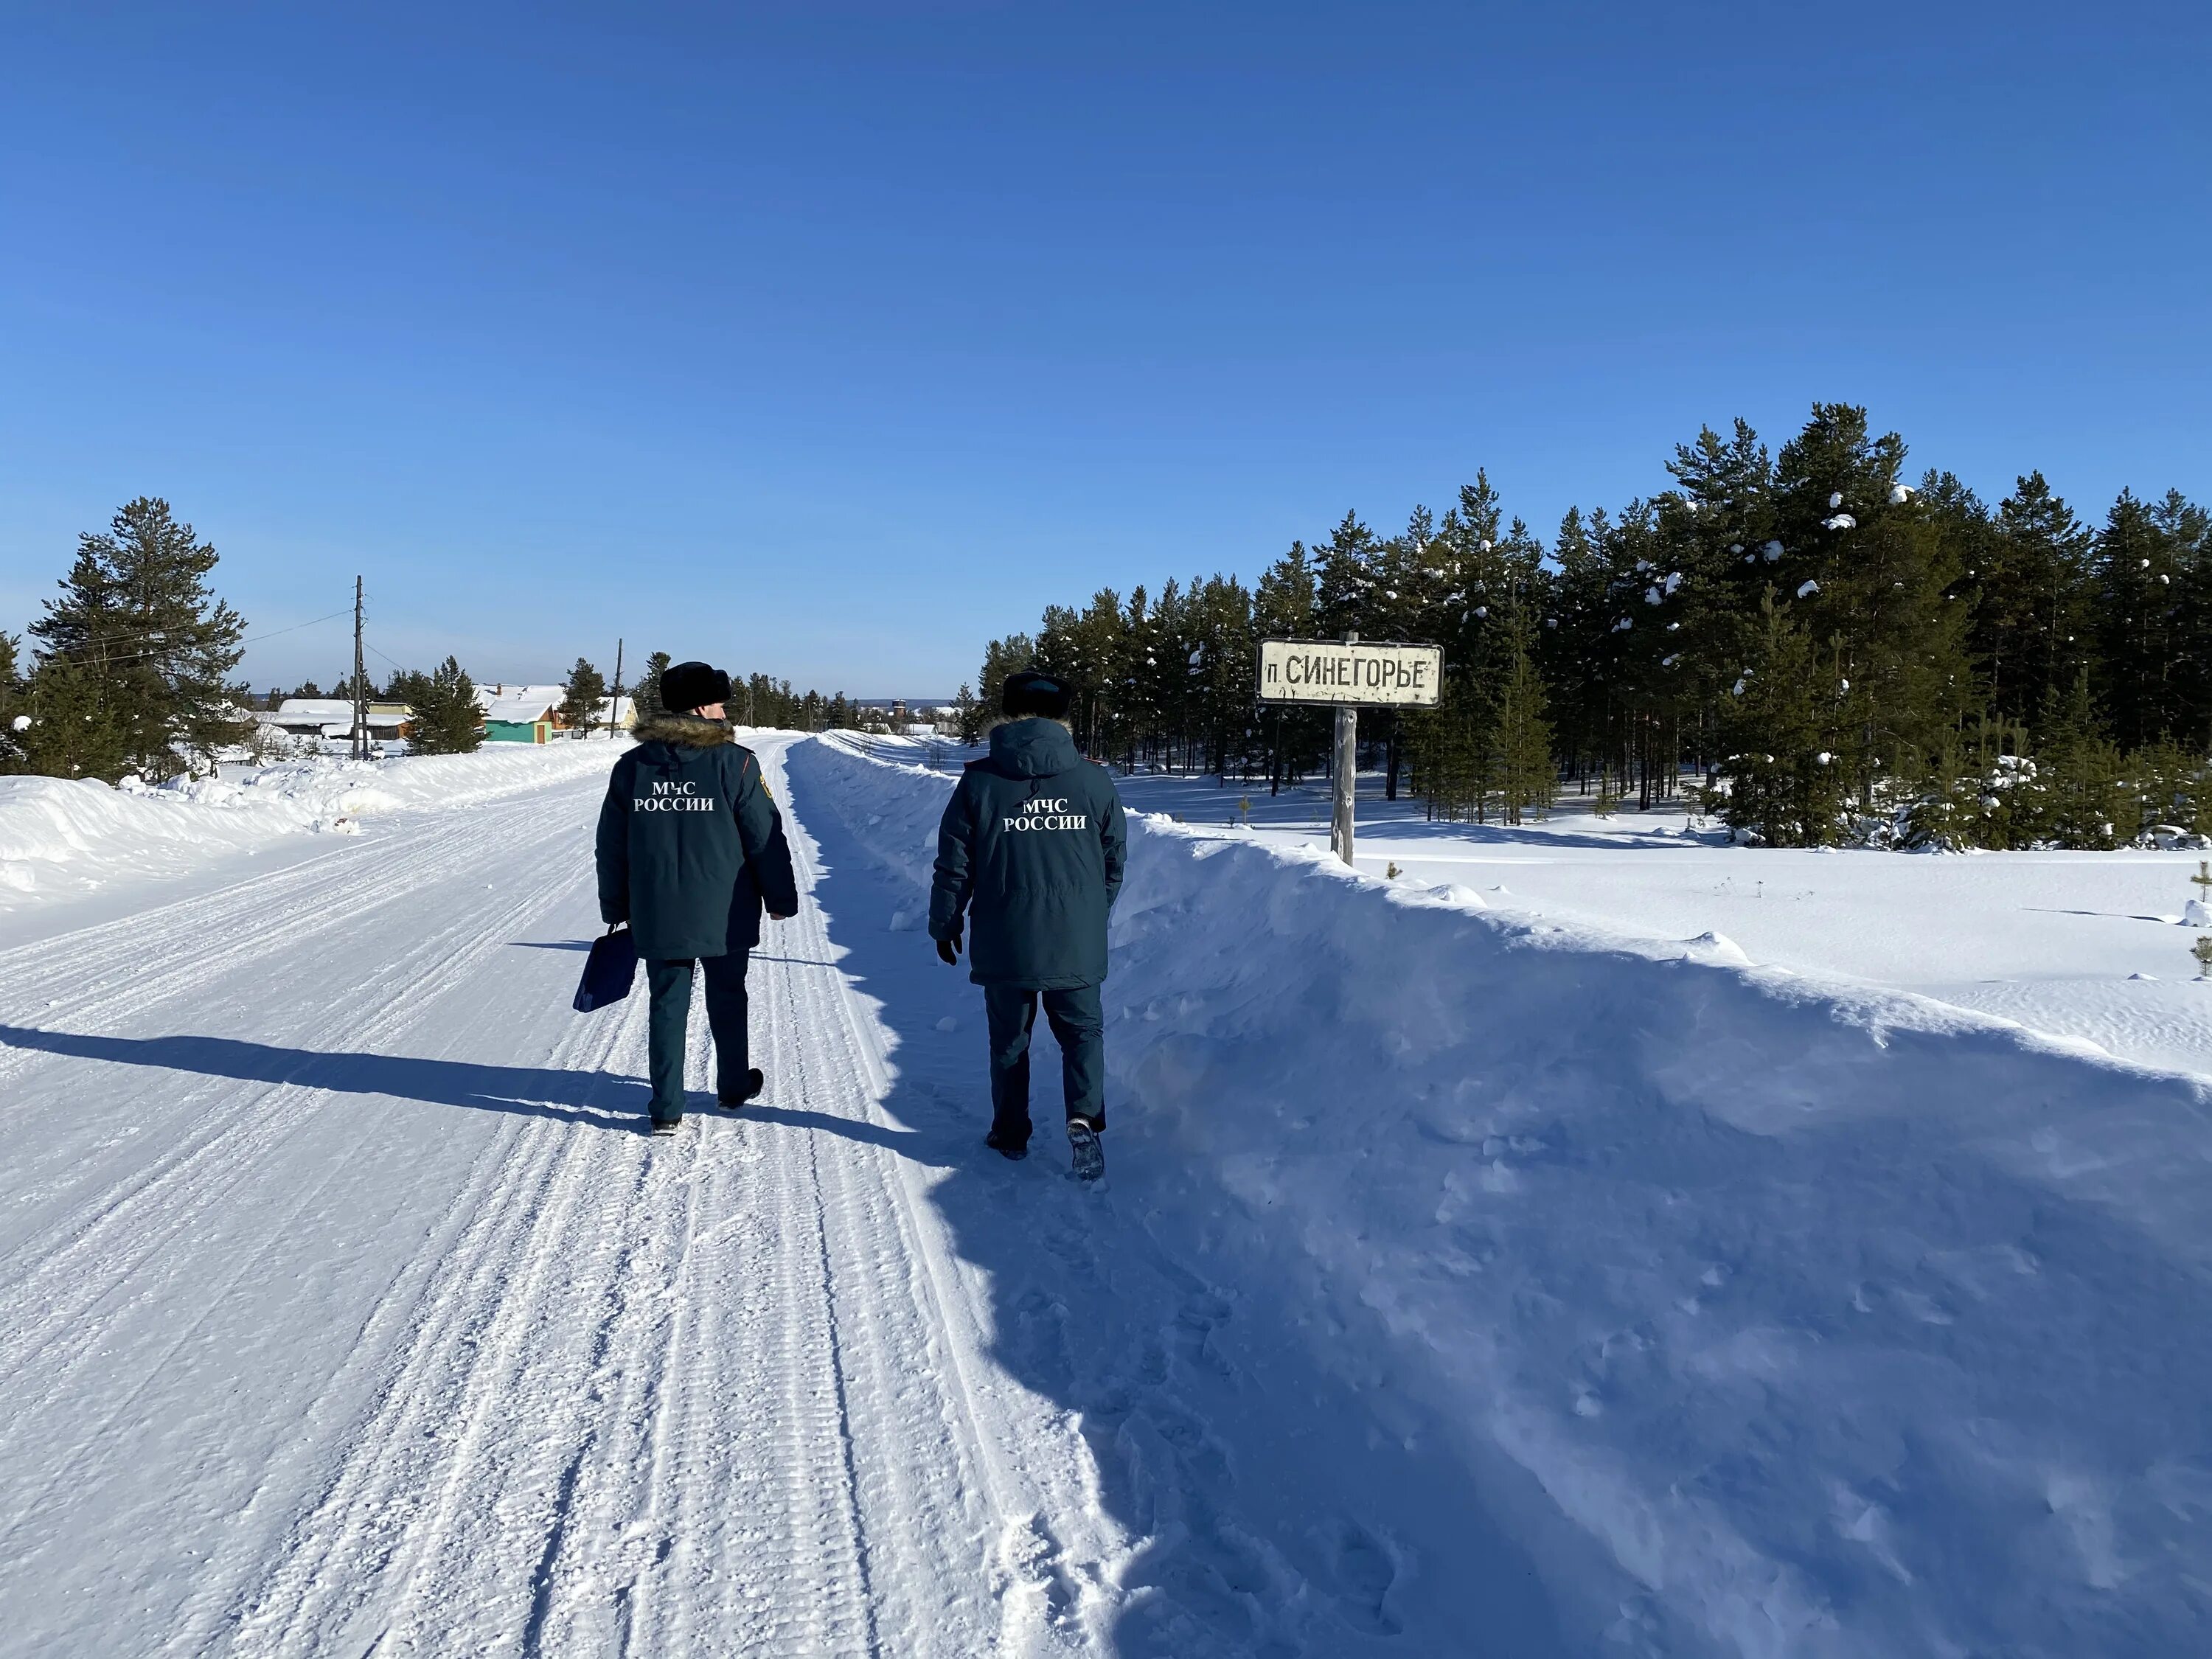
left=929, top=718, right=1127, bottom=989
left=596, top=714, right=799, bottom=961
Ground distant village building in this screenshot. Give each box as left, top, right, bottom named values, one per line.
left=254, top=683, right=634, bottom=751
left=473, top=684, right=636, bottom=742
left=854, top=697, right=955, bottom=738
left=469, top=684, right=556, bottom=744
left=260, top=699, right=412, bottom=743
left=482, top=695, right=560, bottom=744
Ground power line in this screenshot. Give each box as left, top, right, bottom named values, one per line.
left=34, top=606, right=354, bottom=669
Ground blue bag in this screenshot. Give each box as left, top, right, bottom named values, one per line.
left=573, top=926, right=639, bottom=1012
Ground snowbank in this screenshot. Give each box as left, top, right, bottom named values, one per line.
left=789, top=732, right=2212, bottom=1657
left=0, top=742, right=624, bottom=911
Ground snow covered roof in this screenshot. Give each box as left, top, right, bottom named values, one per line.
left=472, top=683, right=567, bottom=712
left=484, top=698, right=558, bottom=724
left=271, top=699, right=358, bottom=723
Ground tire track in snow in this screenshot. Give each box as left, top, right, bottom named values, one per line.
left=1, top=740, right=1158, bottom=1656
left=537, top=897, right=883, bottom=1658
left=214, top=1002, right=650, bottom=1655
left=0, top=793, right=605, bottom=1447
left=0, top=814, right=615, bottom=1610
left=192, top=754, right=885, bottom=1658
left=0, top=779, right=594, bottom=1074
left=0, top=771, right=634, bottom=1653
left=751, top=742, right=1118, bottom=1658
left=0, top=779, right=608, bottom=1273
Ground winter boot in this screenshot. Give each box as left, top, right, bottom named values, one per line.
left=984, top=1128, right=1029, bottom=1161
left=650, top=1115, right=683, bottom=1137
left=1068, top=1121, right=1105, bottom=1182
left=719, top=1069, right=765, bottom=1110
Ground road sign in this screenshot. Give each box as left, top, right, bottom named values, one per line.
left=1256, top=638, right=1443, bottom=708
left=1256, top=636, right=1446, bottom=868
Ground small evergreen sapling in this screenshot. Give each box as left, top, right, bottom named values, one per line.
left=1592, top=769, right=1621, bottom=818
left=2185, top=863, right=2212, bottom=980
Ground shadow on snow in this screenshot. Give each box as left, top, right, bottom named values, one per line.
left=0, top=1026, right=945, bottom=1171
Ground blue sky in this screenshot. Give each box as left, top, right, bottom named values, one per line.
left=3, top=1, right=2205, bottom=695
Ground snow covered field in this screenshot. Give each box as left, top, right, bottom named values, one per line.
left=0, top=733, right=2206, bottom=1655
left=852, top=736, right=2212, bottom=1080
left=0, top=742, right=625, bottom=922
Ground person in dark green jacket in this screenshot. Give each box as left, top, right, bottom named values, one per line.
left=596, top=661, right=799, bottom=1134
left=930, top=670, right=1127, bottom=1178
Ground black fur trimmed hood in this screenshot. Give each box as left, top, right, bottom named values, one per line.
left=632, top=712, right=734, bottom=748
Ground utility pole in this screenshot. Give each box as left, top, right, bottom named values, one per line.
left=607, top=638, right=624, bottom=737
left=1330, top=632, right=1358, bottom=866
left=351, top=575, right=369, bottom=761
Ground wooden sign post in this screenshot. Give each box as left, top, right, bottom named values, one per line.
left=1257, top=635, right=1444, bottom=867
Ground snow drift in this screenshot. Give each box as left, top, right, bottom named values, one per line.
left=789, top=732, right=2212, bottom=1658
left=0, top=742, right=625, bottom=910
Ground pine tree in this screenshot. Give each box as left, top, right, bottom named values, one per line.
left=1407, top=671, right=1492, bottom=822
left=1492, top=626, right=1556, bottom=824
left=2029, top=672, right=2132, bottom=848
left=558, top=658, right=608, bottom=735
left=1543, top=505, right=1615, bottom=787
left=634, top=651, right=673, bottom=722
left=2150, top=490, right=2212, bottom=752
left=1766, top=406, right=1974, bottom=813
left=1639, top=422, right=1774, bottom=785
left=1980, top=472, right=2094, bottom=726
left=331, top=667, right=378, bottom=703
left=1719, top=594, right=1850, bottom=845
left=18, top=655, right=131, bottom=779
left=27, top=498, right=249, bottom=780
left=974, top=633, right=1037, bottom=725
left=1314, top=511, right=1385, bottom=641
left=1034, top=589, right=1132, bottom=758
left=0, top=633, right=23, bottom=771
left=1255, top=544, right=1326, bottom=791
left=404, top=658, right=484, bottom=754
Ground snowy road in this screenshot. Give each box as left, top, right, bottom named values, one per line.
left=0, top=738, right=1484, bottom=1658
left=8, top=735, right=2210, bottom=1656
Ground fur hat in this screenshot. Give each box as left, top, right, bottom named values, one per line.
left=660, top=661, right=731, bottom=713
left=1001, top=669, right=1074, bottom=720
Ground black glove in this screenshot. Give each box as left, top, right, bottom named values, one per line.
left=936, top=922, right=962, bottom=966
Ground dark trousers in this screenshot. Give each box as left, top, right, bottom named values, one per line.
left=645, top=952, right=751, bottom=1123
left=983, top=983, right=1105, bottom=1145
